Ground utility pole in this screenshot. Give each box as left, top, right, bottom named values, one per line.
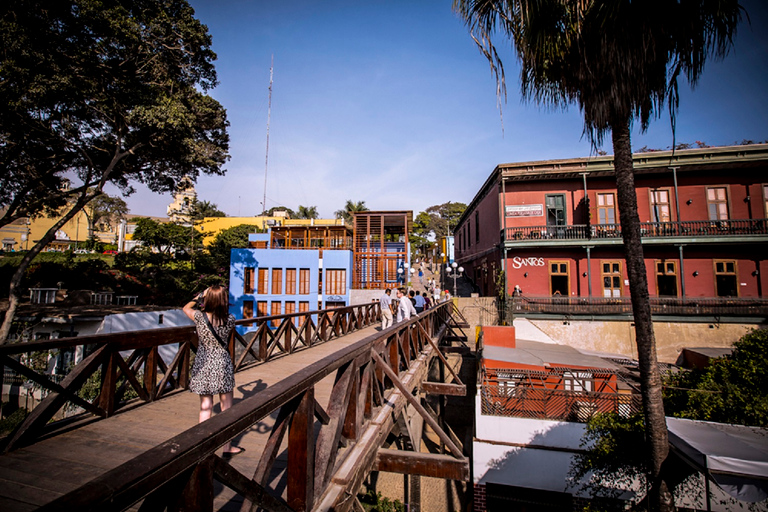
left=263, top=55, right=273, bottom=215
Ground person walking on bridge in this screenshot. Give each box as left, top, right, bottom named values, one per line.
left=379, top=288, right=394, bottom=330
left=396, top=287, right=418, bottom=322
left=183, top=285, right=244, bottom=457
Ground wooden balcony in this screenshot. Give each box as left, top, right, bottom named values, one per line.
left=503, top=218, right=768, bottom=246
left=508, top=296, right=768, bottom=317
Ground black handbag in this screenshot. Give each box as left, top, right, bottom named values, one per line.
left=201, top=312, right=229, bottom=350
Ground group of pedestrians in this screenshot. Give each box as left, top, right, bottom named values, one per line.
left=379, top=285, right=441, bottom=330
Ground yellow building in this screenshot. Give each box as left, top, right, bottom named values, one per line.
left=195, top=214, right=344, bottom=246
left=0, top=209, right=117, bottom=252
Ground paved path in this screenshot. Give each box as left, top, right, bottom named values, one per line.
left=0, top=323, right=384, bottom=511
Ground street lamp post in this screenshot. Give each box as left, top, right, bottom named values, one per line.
left=446, top=261, right=464, bottom=297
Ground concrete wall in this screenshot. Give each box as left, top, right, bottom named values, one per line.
left=452, top=296, right=765, bottom=363
left=528, top=318, right=766, bottom=363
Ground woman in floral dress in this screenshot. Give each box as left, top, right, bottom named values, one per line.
left=183, top=285, right=243, bottom=456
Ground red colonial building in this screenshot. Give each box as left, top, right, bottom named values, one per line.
left=455, top=144, right=768, bottom=303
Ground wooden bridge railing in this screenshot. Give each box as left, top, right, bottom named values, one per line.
left=35, top=301, right=469, bottom=512
left=0, top=302, right=382, bottom=452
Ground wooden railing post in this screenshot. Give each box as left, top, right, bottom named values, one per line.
left=178, top=341, right=190, bottom=390
left=99, top=349, right=118, bottom=416
left=288, top=388, right=315, bottom=511
left=144, top=346, right=158, bottom=401
left=177, top=455, right=215, bottom=512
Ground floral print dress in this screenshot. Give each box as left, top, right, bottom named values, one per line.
left=189, top=310, right=236, bottom=395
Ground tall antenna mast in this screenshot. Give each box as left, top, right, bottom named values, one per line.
left=262, top=55, right=273, bottom=215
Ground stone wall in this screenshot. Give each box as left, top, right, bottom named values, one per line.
left=528, top=318, right=766, bottom=363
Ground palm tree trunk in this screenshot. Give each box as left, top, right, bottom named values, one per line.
left=611, top=117, right=674, bottom=511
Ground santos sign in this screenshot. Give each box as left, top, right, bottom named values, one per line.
left=511, top=257, right=545, bottom=269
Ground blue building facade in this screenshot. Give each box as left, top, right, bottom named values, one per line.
left=229, top=247, right=353, bottom=336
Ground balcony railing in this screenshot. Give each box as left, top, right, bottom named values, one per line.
left=481, top=368, right=641, bottom=422
left=508, top=296, right=768, bottom=317
left=504, top=218, right=768, bottom=242
left=270, top=237, right=353, bottom=250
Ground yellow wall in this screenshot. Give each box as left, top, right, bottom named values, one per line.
left=0, top=210, right=117, bottom=251
left=196, top=216, right=345, bottom=246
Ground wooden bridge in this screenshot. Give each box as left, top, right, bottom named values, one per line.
left=0, top=301, right=470, bottom=511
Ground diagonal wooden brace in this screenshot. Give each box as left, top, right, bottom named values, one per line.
left=370, top=349, right=463, bottom=459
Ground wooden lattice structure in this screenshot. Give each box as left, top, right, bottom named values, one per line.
left=481, top=367, right=640, bottom=422
left=270, top=224, right=353, bottom=252
left=352, top=211, right=412, bottom=289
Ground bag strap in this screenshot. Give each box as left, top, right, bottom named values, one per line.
left=201, top=312, right=229, bottom=350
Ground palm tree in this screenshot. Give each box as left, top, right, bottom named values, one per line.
left=454, top=1, right=742, bottom=509
left=334, top=200, right=369, bottom=225
left=296, top=205, right=319, bottom=220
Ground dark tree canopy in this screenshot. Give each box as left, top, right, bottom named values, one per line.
left=0, top=0, right=229, bottom=229
left=334, top=200, right=369, bottom=225
left=415, top=202, right=467, bottom=238
left=208, top=224, right=261, bottom=270
left=266, top=206, right=296, bottom=218
left=296, top=205, right=319, bottom=220
left=191, top=199, right=226, bottom=220
left=664, top=328, right=768, bottom=428
left=88, top=194, right=129, bottom=233
left=0, top=0, right=229, bottom=341
left=131, top=217, right=194, bottom=255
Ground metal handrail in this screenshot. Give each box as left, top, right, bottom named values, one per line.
left=508, top=296, right=768, bottom=316
left=504, top=218, right=768, bottom=241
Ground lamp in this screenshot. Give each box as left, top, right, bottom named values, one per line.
left=693, top=270, right=699, bottom=277
left=582, top=272, right=587, bottom=277
left=686, top=199, right=693, bottom=205
left=446, top=262, right=464, bottom=297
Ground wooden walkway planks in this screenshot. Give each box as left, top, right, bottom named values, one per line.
left=0, top=324, right=382, bottom=511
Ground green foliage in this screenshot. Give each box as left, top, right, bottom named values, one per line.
left=334, top=200, right=369, bottom=225
left=664, top=329, right=768, bottom=427
left=570, top=413, right=649, bottom=501
left=419, top=202, right=467, bottom=238
left=296, top=205, right=319, bottom=219
left=191, top=199, right=226, bottom=220
left=0, top=405, right=29, bottom=436
left=82, top=236, right=105, bottom=253
left=132, top=218, right=197, bottom=255
left=88, top=194, right=129, bottom=232
left=208, top=224, right=261, bottom=270
left=266, top=206, right=296, bottom=218
left=358, top=490, right=406, bottom=512
left=0, top=0, right=229, bottom=228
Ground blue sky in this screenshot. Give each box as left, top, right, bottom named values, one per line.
left=121, top=0, right=768, bottom=219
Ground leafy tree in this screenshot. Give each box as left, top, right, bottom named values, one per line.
left=335, top=200, right=369, bottom=225
left=417, top=202, right=467, bottom=238
left=87, top=193, right=129, bottom=235
left=190, top=199, right=226, bottom=221
left=207, top=224, right=261, bottom=270
left=664, top=329, right=768, bottom=428
left=0, top=0, right=230, bottom=342
left=131, top=218, right=196, bottom=256
left=296, top=205, right=319, bottom=220
left=454, top=2, right=742, bottom=508
left=265, top=206, right=295, bottom=218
